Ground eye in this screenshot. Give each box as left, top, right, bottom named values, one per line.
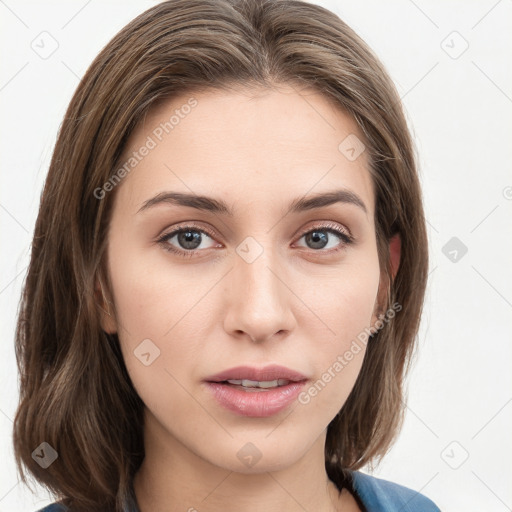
left=156, top=221, right=354, bottom=259
left=156, top=223, right=220, bottom=258
left=295, top=222, right=354, bottom=254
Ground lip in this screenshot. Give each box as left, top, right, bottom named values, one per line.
left=203, top=365, right=309, bottom=418
left=204, top=364, right=308, bottom=383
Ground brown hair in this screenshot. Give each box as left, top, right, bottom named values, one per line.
left=13, top=0, right=428, bottom=510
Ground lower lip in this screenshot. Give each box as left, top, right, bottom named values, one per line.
left=204, top=381, right=307, bottom=417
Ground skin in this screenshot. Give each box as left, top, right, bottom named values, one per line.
left=97, top=84, right=400, bottom=512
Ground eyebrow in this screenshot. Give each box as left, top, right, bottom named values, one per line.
left=137, top=188, right=368, bottom=216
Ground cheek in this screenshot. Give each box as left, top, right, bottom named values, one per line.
left=109, top=258, right=171, bottom=339
left=304, top=247, right=380, bottom=343
left=297, top=252, right=380, bottom=410
left=107, top=253, right=200, bottom=420
left=106, top=240, right=213, bottom=392
left=107, top=222, right=200, bottom=339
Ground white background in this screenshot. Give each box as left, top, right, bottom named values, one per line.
left=1, top=1, right=511, bottom=510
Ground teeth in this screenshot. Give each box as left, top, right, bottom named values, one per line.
left=226, top=379, right=290, bottom=388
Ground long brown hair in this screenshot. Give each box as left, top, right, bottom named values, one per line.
left=13, top=0, right=429, bottom=510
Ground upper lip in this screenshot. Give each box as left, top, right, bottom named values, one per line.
left=205, top=364, right=308, bottom=383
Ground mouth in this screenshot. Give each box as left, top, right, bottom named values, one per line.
left=203, top=365, right=309, bottom=417
left=204, top=364, right=308, bottom=384
left=218, top=378, right=296, bottom=391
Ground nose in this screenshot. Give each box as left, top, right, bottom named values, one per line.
left=223, top=244, right=296, bottom=344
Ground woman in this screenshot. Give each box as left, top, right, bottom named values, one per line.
left=13, top=0, right=440, bottom=510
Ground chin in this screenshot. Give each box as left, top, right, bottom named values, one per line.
left=201, top=430, right=317, bottom=474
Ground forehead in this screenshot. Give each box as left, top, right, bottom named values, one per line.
left=114, top=84, right=374, bottom=219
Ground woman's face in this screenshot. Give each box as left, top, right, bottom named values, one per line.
left=99, top=84, right=385, bottom=472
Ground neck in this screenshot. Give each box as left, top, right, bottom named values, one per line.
left=132, top=410, right=344, bottom=512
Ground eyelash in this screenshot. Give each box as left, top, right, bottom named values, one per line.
left=156, top=222, right=355, bottom=259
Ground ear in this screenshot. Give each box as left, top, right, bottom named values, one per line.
left=94, top=275, right=117, bottom=334
left=389, top=233, right=401, bottom=281
left=372, top=233, right=401, bottom=323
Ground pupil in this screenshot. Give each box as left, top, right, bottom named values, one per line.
left=179, top=230, right=201, bottom=249
left=307, top=230, right=328, bottom=249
